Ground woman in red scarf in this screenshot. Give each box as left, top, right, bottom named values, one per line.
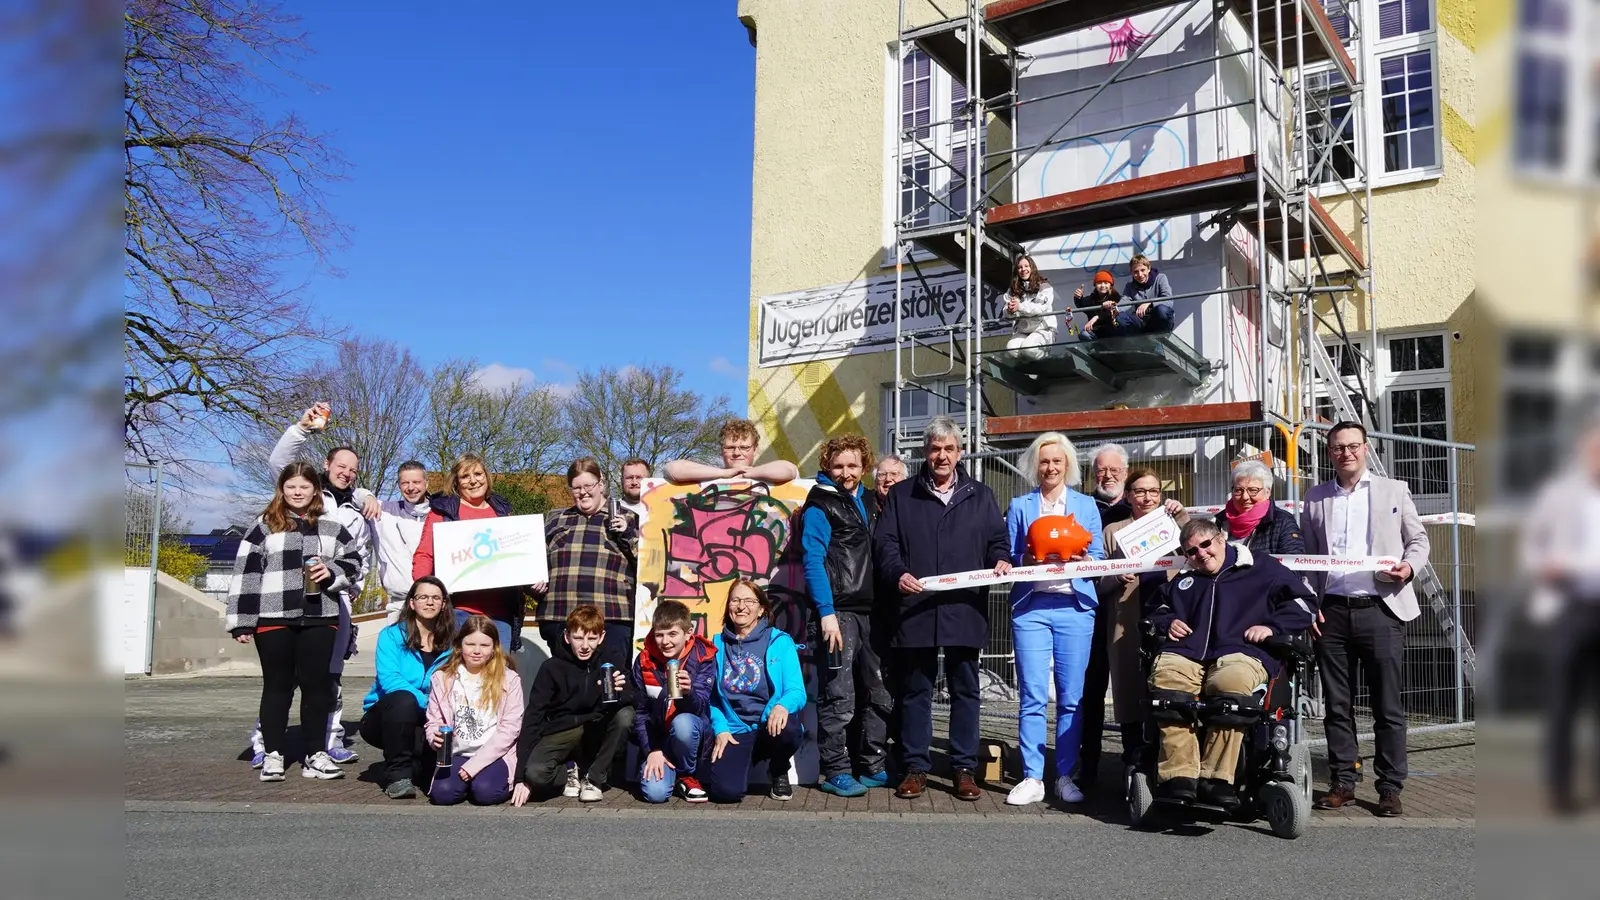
left=1215, top=460, right=1305, bottom=556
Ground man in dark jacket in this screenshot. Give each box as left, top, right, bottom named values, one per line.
left=875, top=416, right=1011, bottom=801
left=1144, top=519, right=1317, bottom=808
left=513, top=606, right=636, bottom=805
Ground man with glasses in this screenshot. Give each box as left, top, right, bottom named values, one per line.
left=664, top=418, right=799, bottom=486
left=534, top=457, right=639, bottom=653
left=1144, top=519, right=1317, bottom=807
left=1302, top=421, right=1430, bottom=817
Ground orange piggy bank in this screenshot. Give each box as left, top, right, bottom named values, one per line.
left=1027, top=514, right=1092, bottom=563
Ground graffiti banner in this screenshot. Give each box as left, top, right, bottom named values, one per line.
left=631, top=478, right=813, bottom=650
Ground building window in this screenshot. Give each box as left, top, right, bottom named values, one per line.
left=1378, top=50, right=1438, bottom=173
left=1376, top=0, right=1431, bottom=38
left=1305, top=69, right=1358, bottom=185
left=1512, top=0, right=1600, bottom=182
left=883, top=381, right=968, bottom=452
left=1388, top=333, right=1446, bottom=372
left=891, top=49, right=975, bottom=242
left=1516, top=51, right=1568, bottom=169
left=1388, top=386, right=1449, bottom=494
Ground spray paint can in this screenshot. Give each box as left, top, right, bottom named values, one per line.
left=600, top=662, right=618, bottom=703
left=824, top=638, right=844, bottom=671
left=664, top=658, right=683, bottom=700
left=435, top=725, right=453, bottom=767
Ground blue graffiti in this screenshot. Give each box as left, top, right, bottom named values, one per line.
left=1035, top=123, right=1189, bottom=271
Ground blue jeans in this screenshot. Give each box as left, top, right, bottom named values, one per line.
left=1013, top=596, right=1097, bottom=780
left=428, top=755, right=511, bottom=806
left=454, top=608, right=514, bottom=651
left=1081, top=303, right=1174, bottom=340
left=898, top=646, right=980, bottom=773
left=638, top=714, right=705, bottom=803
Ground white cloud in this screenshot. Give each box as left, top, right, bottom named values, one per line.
left=708, top=356, right=743, bottom=378
left=545, top=382, right=577, bottom=399
left=542, top=358, right=577, bottom=376
left=471, top=362, right=535, bottom=392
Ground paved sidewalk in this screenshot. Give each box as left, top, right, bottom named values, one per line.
left=125, top=676, right=1473, bottom=825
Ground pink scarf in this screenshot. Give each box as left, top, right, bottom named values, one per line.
left=1224, top=498, right=1270, bottom=540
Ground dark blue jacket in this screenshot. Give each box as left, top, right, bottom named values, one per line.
left=1144, top=544, right=1318, bottom=670
left=874, top=466, right=1009, bottom=649
left=1214, top=504, right=1305, bottom=557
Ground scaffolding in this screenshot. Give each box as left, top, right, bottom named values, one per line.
left=889, top=0, right=1379, bottom=453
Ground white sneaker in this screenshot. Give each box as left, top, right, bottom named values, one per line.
left=259, top=751, right=285, bottom=782
left=301, top=750, right=344, bottom=780
left=578, top=777, right=604, bottom=803
left=1055, top=776, right=1084, bottom=803
left=1006, top=777, right=1045, bottom=806
left=563, top=764, right=581, bottom=798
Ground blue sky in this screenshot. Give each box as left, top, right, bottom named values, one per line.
left=273, top=2, right=754, bottom=399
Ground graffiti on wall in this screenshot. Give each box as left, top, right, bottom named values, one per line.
left=1036, top=124, right=1189, bottom=271
left=1099, top=18, right=1152, bottom=64
left=631, top=478, right=813, bottom=652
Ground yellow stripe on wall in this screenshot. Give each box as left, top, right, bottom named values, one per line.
left=747, top=378, right=799, bottom=465
left=797, top=361, right=866, bottom=446
left=1438, top=0, right=1480, bottom=49
left=1442, top=101, right=1475, bottom=164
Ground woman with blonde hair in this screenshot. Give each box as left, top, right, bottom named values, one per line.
left=412, top=453, right=525, bottom=649
left=424, top=614, right=524, bottom=805
left=1003, top=432, right=1105, bottom=807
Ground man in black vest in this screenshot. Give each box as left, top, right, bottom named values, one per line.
left=802, top=435, right=893, bottom=797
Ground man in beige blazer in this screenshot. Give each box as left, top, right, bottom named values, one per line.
left=1301, top=421, right=1430, bottom=817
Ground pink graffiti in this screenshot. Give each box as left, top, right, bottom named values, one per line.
left=660, top=485, right=790, bottom=599
left=1099, top=19, right=1151, bottom=64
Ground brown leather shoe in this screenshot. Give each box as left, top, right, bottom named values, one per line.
left=953, top=768, right=982, bottom=801
left=1376, top=790, right=1403, bottom=817
left=1314, top=785, right=1357, bottom=810
left=895, top=771, right=928, bottom=799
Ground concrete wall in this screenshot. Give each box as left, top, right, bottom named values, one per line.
left=149, top=571, right=259, bottom=676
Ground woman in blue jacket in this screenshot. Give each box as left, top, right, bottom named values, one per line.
left=1004, top=432, right=1105, bottom=807
left=360, top=576, right=456, bottom=799
left=703, top=579, right=807, bottom=803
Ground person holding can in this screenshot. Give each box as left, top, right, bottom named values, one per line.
left=511, top=606, right=635, bottom=806
left=530, top=458, right=639, bottom=652
left=801, top=435, right=891, bottom=797
left=703, top=580, right=807, bottom=802
left=424, top=615, right=524, bottom=805
left=632, top=600, right=718, bottom=803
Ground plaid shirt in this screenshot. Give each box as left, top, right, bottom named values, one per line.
left=541, top=506, right=638, bottom=623
left=225, top=515, right=363, bottom=634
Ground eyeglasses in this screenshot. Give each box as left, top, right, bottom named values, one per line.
left=1330, top=442, right=1365, bottom=456
left=1129, top=488, right=1162, bottom=498
left=1181, top=537, right=1216, bottom=558
left=570, top=482, right=603, bottom=496
left=728, top=597, right=762, bottom=609
left=1231, top=486, right=1265, bottom=498
left=1094, top=467, right=1126, bottom=478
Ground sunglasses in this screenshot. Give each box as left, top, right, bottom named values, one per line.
left=1181, top=537, right=1216, bottom=558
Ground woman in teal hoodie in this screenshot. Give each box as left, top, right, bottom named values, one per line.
left=704, top=579, right=807, bottom=803
left=360, top=576, right=456, bottom=799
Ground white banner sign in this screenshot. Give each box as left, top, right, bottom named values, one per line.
left=757, top=269, right=1007, bottom=366
left=1184, top=503, right=1474, bottom=527
left=918, top=554, right=1401, bottom=591
left=434, top=514, right=548, bottom=593
left=1117, top=510, right=1181, bottom=561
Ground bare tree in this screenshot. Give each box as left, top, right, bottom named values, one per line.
left=124, top=0, right=346, bottom=470
left=415, top=360, right=568, bottom=477
left=231, top=337, right=426, bottom=502
left=564, top=364, right=732, bottom=487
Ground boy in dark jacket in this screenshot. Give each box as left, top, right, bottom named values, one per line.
left=802, top=434, right=892, bottom=797
left=1144, top=519, right=1317, bottom=808
left=632, top=599, right=719, bottom=803
left=512, top=606, right=635, bottom=805
left=1121, top=253, right=1176, bottom=334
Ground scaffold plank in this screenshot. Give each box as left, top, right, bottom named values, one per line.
left=987, top=401, right=1262, bottom=436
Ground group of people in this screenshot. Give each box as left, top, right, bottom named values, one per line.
left=225, top=407, right=1430, bottom=818
left=1001, top=253, right=1178, bottom=362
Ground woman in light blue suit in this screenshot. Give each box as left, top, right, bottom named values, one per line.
left=1004, top=431, right=1105, bottom=807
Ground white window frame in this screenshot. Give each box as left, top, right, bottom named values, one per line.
left=1315, top=331, right=1455, bottom=495
left=1305, top=0, right=1444, bottom=193
left=881, top=379, right=970, bottom=453
left=1511, top=0, right=1600, bottom=184
left=882, top=45, right=976, bottom=267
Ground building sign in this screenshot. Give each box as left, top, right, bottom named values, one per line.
left=433, top=514, right=548, bottom=592
left=758, top=269, right=1007, bottom=367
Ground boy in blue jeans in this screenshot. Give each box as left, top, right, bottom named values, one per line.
left=1120, top=253, right=1176, bottom=334
left=632, top=599, right=718, bottom=802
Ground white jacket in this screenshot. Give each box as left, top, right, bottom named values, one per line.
left=371, top=498, right=429, bottom=605
left=1004, top=284, right=1057, bottom=338
left=268, top=424, right=373, bottom=672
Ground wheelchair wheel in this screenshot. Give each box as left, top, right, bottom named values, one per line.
left=1260, top=780, right=1310, bottom=840
left=1128, top=769, right=1158, bottom=829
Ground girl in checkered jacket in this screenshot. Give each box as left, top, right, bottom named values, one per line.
left=227, top=461, right=365, bottom=783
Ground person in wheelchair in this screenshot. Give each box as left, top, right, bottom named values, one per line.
left=1144, top=520, right=1317, bottom=810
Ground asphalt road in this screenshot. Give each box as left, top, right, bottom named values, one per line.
left=126, top=807, right=1473, bottom=900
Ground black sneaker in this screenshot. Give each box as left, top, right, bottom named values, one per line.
left=769, top=770, right=793, bottom=801
left=1197, top=777, right=1239, bottom=810
left=1156, top=776, right=1198, bottom=803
